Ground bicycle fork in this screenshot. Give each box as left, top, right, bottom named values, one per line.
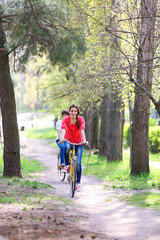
left=69, top=147, right=76, bottom=182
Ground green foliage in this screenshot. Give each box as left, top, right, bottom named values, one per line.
left=3, top=0, right=85, bottom=70
left=123, top=123, right=130, bottom=148
left=123, top=124, right=160, bottom=152
left=149, top=118, right=157, bottom=126
left=149, top=127, right=160, bottom=153
left=0, top=150, right=4, bottom=173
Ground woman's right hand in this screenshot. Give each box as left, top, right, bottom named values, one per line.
left=83, top=140, right=89, bottom=145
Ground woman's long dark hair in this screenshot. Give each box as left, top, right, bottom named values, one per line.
left=69, top=104, right=80, bottom=130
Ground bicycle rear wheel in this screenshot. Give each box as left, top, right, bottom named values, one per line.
left=57, top=154, right=66, bottom=181
left=69, top=157, right=77, bottom=198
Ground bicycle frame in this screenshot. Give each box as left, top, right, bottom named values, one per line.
left=69, top=145, right=76, bottom=182
left=64, top=140, right=84, bottom=197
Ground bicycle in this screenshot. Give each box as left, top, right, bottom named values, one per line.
left=61, top=139, right=87, bottom=198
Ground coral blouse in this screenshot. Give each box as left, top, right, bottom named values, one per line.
left=61, top=116, right=85, bottom=144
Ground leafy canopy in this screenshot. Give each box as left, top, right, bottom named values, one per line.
left=1, top=0, right=86, bottom=69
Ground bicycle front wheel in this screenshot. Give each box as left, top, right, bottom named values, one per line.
left=69, top=158, right=77, bottom=198
left=57, top=154, right=66, bottom=181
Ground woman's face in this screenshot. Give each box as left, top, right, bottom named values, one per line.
left=69, top=107, right=78, bottom=118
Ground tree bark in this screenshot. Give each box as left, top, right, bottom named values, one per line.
left=99, top=94, right=109, bottom=156
left=131, top=0, right=157, bottom=175
left=83, top=106, right=99, bottom=149
left=0, top=20, right=21, bottom=177
left=107, top=94, right=123, bottom=162
left=82, top=108, right=90, bottom=144
left=128, top=99, right=133, bottom=165
left=88, top=106, right=99, bottom=149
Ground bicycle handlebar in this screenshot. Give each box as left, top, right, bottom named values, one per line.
left=60, top=139, right=89, bottom=146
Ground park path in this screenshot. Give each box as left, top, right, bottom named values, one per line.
left=20, top=135, right=160, bottom=240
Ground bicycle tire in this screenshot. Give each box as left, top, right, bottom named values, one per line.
left=69, top=157, right=77, bottom=198
left=57, top=154, right=66, bottom=181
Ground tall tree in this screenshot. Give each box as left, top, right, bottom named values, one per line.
left=131, top=0, right=157, bottom=175
left=0, top=0, right=85, bottom=177
left=0, top=19, right=21, bottom=177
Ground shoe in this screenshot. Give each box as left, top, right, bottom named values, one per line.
left=63, top=165, right=69, bottom=173
left=76, top=184, right=81, bottom=192
left=61, top=164, right=65, bottom=168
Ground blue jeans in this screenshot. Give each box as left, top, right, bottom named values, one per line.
left=56, top=139, right=67, bottom=165
left=65, top=142, right=83, bottom=184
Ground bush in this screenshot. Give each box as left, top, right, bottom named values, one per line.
left=123, top=124, right=160, bottom=153
left=149, top=127, right=160, bottom=153
left=149, top=118, right=157, bottom=126
left=123, top=123, right=130, bottom=148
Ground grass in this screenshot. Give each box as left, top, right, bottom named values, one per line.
left=0, top=196, right=16, bottom=203
left=24, top=127, right=57, bottom=140
left=23, top=126, right=58, bottom=148
left=83, top=151, right=160, bottom=190
left=20, top=180, right=52, bottom=189
left=0, top=176, right=73, bottom=207
left=121, top=192, right=160, bottom=210
left=1, top=176, right=52, bottom=189
left=0, top=148, right=47, bottom=175
left=82, top=150, right=160, bottom=211
left=149, top=152, right=160, bottom=162
left=21, top=155, right=47, bottom=173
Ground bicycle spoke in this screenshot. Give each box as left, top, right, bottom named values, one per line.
left=57, top=154, right=66, bottom=181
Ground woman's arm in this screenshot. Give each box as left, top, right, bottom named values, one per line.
left=81, top=129, right=89, bottom=145
left=81, top=129, right=86, bottom=141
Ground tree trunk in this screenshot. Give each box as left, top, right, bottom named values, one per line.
left=131, top=0, right=157, bottom=175
left=99, top=94, right=109, bottom=156
left=107, top=94, right=123, bottom=162
left=83, top=106, right=99, bottom=149
left=129, top=99, right=133, bottom=165
left=82, top=108, right=90, bottom=145
left=88, top=106, right=99, bottom=149
left=0, top=20, right=21, bottom=177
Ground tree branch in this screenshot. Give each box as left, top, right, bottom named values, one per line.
left=28, top=0, right=55, bottom=48
left=7, top=44, right=20, bottom=55
left=0, top=14, right=18, bottom=20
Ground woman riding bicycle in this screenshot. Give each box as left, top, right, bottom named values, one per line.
left=60, top=104, right=88, bottom=191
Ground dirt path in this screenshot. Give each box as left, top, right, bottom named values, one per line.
left=20, top=135, right=160, bottom=240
